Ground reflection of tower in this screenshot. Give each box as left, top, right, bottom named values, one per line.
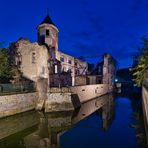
left=102, top=93, right=115, bottom=130
left=23, top=112, right=73, bottom=148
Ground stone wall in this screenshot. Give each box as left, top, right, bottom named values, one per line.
left=70, top=84, right=109, bottom=103
left=50, top=73, right=72, bottom=87
left=45, top=93, right=74, bottom=112
left=142, top=85, right=148, bottom=146
left=0, top=92, right=37, bottom=118
left=0, top=84, right=110, bottom=116
left=75, top=76, right=87, bottom=86
left=10, top=39, right=49, bottom=82
left=87, top=75, right=102, bottom=84
left=55, top=51, right=75, bottom=86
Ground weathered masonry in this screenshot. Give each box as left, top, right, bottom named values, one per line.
left=0, top=93, right=37, bottom=118
left=0, top=83, right=111, bottom=118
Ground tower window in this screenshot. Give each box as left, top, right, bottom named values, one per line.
left=17, top=52, right=22, bottom=67
left=46, top=29, right=50, bottom=36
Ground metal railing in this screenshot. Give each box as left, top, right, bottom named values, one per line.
left=0, top=83, right=36, bottom=95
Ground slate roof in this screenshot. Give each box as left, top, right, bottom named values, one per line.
left=40, top=15, right=55, bottom=26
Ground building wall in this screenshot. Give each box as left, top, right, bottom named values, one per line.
left=75, top=76, right=87, bottom=86
left=50, top=73, right=72, bottom=87
left=55, top=51, right=75, bottom=86
left=0, top=92, right=37, bottom=118
left=87, top=75, right=102, bottom=85
left=75, top=58, right=88, bottom=75
left=103, top=54, right=116, bottom=91
left=56, top=51, right=75, bottom=72
left=13, top=39, right=49, bottom=82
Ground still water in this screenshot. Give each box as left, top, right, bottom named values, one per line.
left=0, top=92, right=145, bottom=148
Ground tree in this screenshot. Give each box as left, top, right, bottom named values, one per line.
left=132, top=36, right=148, bottom=86
left=0, top=48, right=12, bottom=83
left=10, top=66, right=22, bottom=85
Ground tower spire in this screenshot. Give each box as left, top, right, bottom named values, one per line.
left=47, top=8, right=49, bottom=15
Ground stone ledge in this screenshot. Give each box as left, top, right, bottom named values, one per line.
left=48, top=87, right=71, bottom=93
left=45, top=93, right=74, bottom=112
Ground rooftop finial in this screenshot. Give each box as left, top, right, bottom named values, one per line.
left=47, top=8, right=49, bottom=15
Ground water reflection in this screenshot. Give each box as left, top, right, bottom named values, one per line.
left=24, top=112, right=73, bottom=148
left=72, top=93, right=115, bottom=130
left=0, top=110, right=39, bottom=148
left=24, top=93, right=115, bottom=148
left=0, top=93, right=115, bottom=148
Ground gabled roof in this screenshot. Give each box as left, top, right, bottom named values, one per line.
left=40, top=15, right=55, bottom=26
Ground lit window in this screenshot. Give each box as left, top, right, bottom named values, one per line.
left=55, top=65, right=58, bottom=74
left=17, top=52, right=22, bottom=67
left=32, top=52, right=36, bottom=64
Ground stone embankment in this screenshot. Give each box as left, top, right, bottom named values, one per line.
left=70, top=84, right=109, bottom=103
left=0, top=83, right=110, bottom=118
left=0, top=92, right=37, bottom=118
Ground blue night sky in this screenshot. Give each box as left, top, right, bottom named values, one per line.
left=0, top=0, right=148, bottom=68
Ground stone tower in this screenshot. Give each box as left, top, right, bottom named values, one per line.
left=37, top=14, right=59, bottom=50
left=103, top=53, right=116, bottom=91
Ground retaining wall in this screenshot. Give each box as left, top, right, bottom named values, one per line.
left=0, top=84, right=110, bottom=116
left=45, top=93, right=74, bottom=112
left=0, top=92, right=37, bottom=118
left=70, top=84, right=109, bottom=103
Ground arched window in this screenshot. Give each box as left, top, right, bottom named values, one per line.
left=46, top=29, right=50, bottom=37
left=16, top=52, right=22, bottom=68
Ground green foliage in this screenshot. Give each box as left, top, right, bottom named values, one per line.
left=132, top=36, right=148, bottom=86
left=0, top=48, right=12, bottom=83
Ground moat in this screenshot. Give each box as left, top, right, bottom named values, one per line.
left=0, top=90, right=146, bottom=148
